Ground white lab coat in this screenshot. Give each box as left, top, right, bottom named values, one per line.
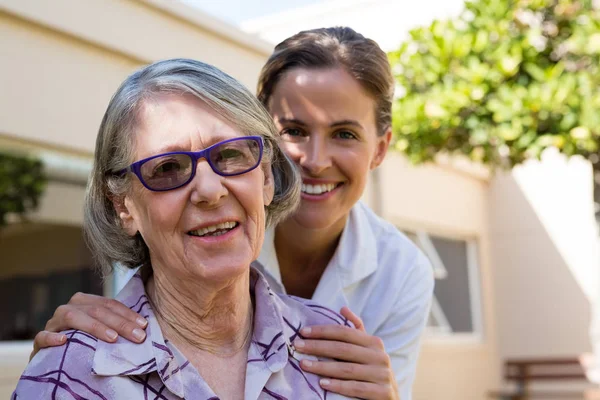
left=256, top=201, right=435, bottom=400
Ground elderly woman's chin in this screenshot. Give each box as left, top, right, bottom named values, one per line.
left=182, top=238, right=259, bottom=282
left=156, top=223, right=260, bottom=283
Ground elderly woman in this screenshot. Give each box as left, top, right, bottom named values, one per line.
left=13, top=59, right=353, bottom=400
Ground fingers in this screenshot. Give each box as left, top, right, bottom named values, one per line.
left=44, top=293, right=148, bottom=344
left=70, top=293, right=147, bottom=328
left=50, top=304, right=146, bottom=343
left=340, top=306, right=366, bottom=331
left=69, top=292, right=104, bottom=305
left=319, top=378, right=393, bottom=400
left=85, top=304, right=147, bottom=343
left=300, top=324, right=385, bottom=351
left=30, top=331, right=67, bottom=360
left=293, top=338, right=385, bottom=365
left=300, top=359, right=389, bottom=383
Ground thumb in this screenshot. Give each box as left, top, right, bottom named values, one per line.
left=340, top=306, right=366, bottom=332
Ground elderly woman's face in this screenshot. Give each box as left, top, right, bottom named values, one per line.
left=118, top=93, right=274, bottom=281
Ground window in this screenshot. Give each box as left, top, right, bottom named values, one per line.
left=402, top=229, right=482, bottom=338
left=0, top=223, right=104, bottom=341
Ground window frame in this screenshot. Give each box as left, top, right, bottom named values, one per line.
left=400, top=226, right=484, bottom=343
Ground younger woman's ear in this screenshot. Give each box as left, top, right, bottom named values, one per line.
left=112, top=195, right=138, bottom=236
left=370, top=128, right=392, bottom=170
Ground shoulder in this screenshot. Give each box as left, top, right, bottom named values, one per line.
left=278, top=294, right=353, bottom=328
left=355, top=202, right=434, bottom=291
left=14, top=330, right=99, bottom=398
left=354, top=201, right=416, bottom=251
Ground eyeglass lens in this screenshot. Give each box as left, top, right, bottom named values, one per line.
left=139, top=138, right=261, bottom=190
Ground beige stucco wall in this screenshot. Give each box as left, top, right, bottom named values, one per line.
left=0, top=0, right=270, bottom=154
left=0, top=224, right=91, bottom=280
left=490, top=150, right=596, bottom=360
left=362, top=153, right=501, bottom=400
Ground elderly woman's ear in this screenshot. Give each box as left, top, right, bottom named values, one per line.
left=263, top=163, right=275, bottom=207
left=112, top=196, right=139, bottom=236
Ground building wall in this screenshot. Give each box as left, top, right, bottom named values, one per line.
left=363, top=152, right=501, bottom=400
left=0, top=0, right=270, bottom=154
left=1, top=224, right=91, bottom=279
left=490, top=150, right=596, bottom=360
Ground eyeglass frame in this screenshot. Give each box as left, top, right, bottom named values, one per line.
left=111, top=135, right=265, bottom=192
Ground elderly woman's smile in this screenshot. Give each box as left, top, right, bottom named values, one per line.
left=187, top=221, right=239, bottom=238
left=120, top=92, right=273, bottom=281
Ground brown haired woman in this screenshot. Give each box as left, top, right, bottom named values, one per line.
left=31, top=27, right=434, bottom=400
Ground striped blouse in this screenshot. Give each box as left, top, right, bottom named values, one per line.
left=13, top=266, right=353, bottom=400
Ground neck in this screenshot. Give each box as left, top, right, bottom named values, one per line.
left=275, top=213, right=348, bottom=275
left=146, top=268, right=253, bottom=357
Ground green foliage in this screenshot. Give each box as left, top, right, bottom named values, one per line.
left=0, top=152, right=47, bottom=227
left=390, top=0, right=600, bottom=168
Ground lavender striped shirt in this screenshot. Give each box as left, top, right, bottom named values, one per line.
left=13, top=266, right=354, bottom=399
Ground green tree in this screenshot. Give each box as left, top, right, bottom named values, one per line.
left=390, top=0, right=600, bottom=168
left=0, top=152, right=47, bottom=227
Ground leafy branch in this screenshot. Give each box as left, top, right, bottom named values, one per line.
left=0, top=152, right=47, bottom=227
left=390, top=0, right=600, bottom=169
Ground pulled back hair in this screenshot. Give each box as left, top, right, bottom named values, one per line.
left=257, top=26, right=394, bottom=136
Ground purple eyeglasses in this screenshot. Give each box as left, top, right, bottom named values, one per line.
left=114, top=136, right=264, bottom=192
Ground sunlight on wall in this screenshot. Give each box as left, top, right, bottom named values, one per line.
left=513, top=148, right=599, bottom=301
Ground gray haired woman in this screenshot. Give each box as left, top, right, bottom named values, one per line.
left=13, top=58, right=353, bottom=400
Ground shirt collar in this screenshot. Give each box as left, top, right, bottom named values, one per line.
left=256, top=226, right=284, bottom=291
left=248, top=264, right=293, bottom=372
left=92, top=273, right=186, bottom=397
left=91, top=266, right=295, bottom=397
left=332, top=201, right=379, bottom=286
left=257, top=201, right=379, bottom=291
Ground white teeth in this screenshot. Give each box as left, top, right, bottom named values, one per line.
left=301, top=183, right=336, bottom=195
left=189, top=221, right=237, bottom=237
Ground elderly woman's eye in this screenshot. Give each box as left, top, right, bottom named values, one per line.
left=217, top=148, right=243, bottom=160
left=152, top=160, right=182, bottom=176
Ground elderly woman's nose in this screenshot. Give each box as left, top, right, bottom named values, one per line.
left=189, top=160, right=228, bottom=205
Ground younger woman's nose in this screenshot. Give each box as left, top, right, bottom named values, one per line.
left=298, top=138, right=332, bottom=175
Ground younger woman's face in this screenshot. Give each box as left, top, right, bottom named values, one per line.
left=267, top=67, right=390, bottom=230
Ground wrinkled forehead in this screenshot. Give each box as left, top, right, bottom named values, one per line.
left=130, top=93, right=247, bottom=160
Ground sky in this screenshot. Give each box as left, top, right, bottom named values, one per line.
left=180, top=0, right=325, bottom=24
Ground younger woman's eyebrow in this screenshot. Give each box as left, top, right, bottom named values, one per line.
left=277, top=117, right=364, bottom=130
left=276, top=117, right=307, bottom=126
left=330, top=120, right=364, bottom=130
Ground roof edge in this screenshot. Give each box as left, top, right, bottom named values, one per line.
left=141, top=0, right=274, bottom=56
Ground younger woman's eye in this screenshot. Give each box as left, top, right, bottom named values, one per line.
left=280, top=127, right=309, bottom=142
left=335, top=130, right=357, bottom=140
left=281, top=128, right=304, bottom=137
